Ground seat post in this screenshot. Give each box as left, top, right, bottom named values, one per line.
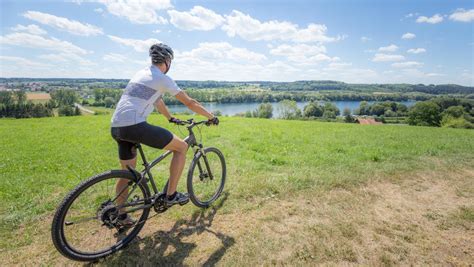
left=135, top=144, right=148, bottom=166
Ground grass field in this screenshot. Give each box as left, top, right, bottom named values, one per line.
left=0, top=115, right=473, bottom=265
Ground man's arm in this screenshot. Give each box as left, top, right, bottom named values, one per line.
left=175, top=91, right=214, bottom=119
left=154, top=98, right=172, bottom=120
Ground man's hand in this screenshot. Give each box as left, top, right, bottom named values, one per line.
left=206, top=117, right=219, bottom=126
left=169, top=117, right=182, bottom=125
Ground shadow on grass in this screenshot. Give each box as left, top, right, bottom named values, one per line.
left=97, top=192, right=234, bottom=266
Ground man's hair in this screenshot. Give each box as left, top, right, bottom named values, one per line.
left=149, top=43, right=174, bottom=64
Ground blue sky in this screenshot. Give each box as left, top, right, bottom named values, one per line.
left=1, top=0, right=473, bottom=85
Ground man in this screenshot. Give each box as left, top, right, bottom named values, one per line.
left=110, top=43, right=218, bottom=225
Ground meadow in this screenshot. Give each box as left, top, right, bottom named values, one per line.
left=0, top=114, right=473, bottom=265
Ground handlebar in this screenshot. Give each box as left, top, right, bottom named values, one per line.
left=174, top=118, right=210, bottom=127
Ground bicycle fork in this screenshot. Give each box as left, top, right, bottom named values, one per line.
left=195, top=146, right=214, bottom=181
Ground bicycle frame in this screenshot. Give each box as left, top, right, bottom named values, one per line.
left=136, top=128, right=200, bottom=195
left=115, top=120, right=213, bottom=213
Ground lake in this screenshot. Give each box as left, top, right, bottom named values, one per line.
left=167, top=100, right=416, bottom=118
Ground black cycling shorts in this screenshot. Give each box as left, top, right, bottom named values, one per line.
left=111, top=121, right=174, bottom=160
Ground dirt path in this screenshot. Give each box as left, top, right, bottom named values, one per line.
left=74, top=103, right=95, bottom=115
left=2, top=166, right=473, bottom=265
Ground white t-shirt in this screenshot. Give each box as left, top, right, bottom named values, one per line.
left=111, top=65, right=181, bottom=127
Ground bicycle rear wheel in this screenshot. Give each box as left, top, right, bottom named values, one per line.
left=187, top=147, right=226, bottom=208
left=51, top=170, right=150, bottom=261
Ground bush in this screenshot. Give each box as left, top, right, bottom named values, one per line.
left=441, top=115, right=474, bottom=129
left=407, top=101, right=442, bottom=126
left=278, top=100, right=301, bottom=119
left=254, top=103, right=273, bottom=118
left=104, top=97, right=115, bottom=108
left=58, top=105, right=75, bottom=116
left=303, top=101, right=323, bottom=117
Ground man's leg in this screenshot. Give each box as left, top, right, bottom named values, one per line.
left=116, top=157, right=136, bottom=207
left=163, top=135, right=189, bottom=196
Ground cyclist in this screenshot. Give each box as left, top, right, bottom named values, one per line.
left=110, top=43, right=218, bottom=226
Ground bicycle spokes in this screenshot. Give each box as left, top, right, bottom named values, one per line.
left=62, top=176, right=146, bottom=254
left=191, top=151, right=224, bottom=203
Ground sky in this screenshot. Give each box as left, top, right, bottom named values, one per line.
left=0, top=0, right=473, bottom=85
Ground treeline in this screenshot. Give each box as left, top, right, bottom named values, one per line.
left=266, top=81, right=474, bottom=95
left=407, top=97, right=474, bottom=128
left=241, top=97, right=474, bottom=129
left=0, top=91, right=53, bottom=118
left=354, top=101, right=408, bottom=117
left=86, top=88, right=122, bottom=107
left=160, top=89, right=434, bottom=105
left=3, top=78, right=472, bottom=95
left=0, top=89, right=81, bottom=118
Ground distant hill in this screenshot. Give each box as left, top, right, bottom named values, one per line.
left=1, top=78, right=473, bottom=95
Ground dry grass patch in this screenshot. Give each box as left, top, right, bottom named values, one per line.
left=1, top=165, right=473, bottom=266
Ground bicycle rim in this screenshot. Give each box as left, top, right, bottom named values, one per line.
left=188, top=148, right=226, bottom=207
left=54, top=171, right=150, bottom=259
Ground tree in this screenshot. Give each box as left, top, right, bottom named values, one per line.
left=407, top=101, right=442, bottom=126
left=343, top=107, right=354, bottom=122
left=441, top=106, right=465, bottom=118
left=303, top=101, right=323, bottom=117
left=74, top=106, right=81, bottom=116
left=278, top=100, right=301, bottom=119
left=51, top=89, right=78, bottom=106
left=104, top=97, right=115, bottom=108
left=254, top=103, right=273, bottom=118
left=323, top=102, right=340, bottom=116
left=0, top=91, right=14, bottom=105
left=14, top=91, right=27, bottom=104
left=370, top=103, right=386, bottom=116
left=322, top=110, right=336, bottom=119
left=441, top=115, right=474, bottom=129
left=356, top=101, right=370, bottom=115
left=58, top=105, right=75, bottom=116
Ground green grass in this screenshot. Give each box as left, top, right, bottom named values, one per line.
left=0, top=115, right=473, bottom=252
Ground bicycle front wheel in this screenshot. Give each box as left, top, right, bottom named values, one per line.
left=51, top=170, right=151, bottom=262
left=187, top=147, right=226, bottom=208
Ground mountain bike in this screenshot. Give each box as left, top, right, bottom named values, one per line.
left=51, top=119, right=226, bottom=261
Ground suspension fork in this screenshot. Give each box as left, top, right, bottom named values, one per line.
left=195, top=144, right=214, bottom=180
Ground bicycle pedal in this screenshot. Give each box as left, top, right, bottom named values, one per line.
left=179, top=199, right=189, bottom=206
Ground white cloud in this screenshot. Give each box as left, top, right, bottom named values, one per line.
left=23, top=11, right=103, bottom=36
left=37, top=53, right=95, bottom=66
left=405, top=13, right=419, bottom=18
left=178, top=42, right=267, bottom=62
left=103, top=53, right=128, bottom=62
left=378, top=44, right=398, bottom=52
left=222, top=10, right=340, bottom=43
left=94, top=8, right=104, bottom=13
left=11, top=24, right=47, bottom=35
left=0, top=55, right=53, bottom=68
left=108, top=35, right=160, bottom=52
left=270, top=43, right=338, bottom=64
left=360, top=36, right=371, bottom=42
left=153, top=29, right=161, bottom=34
left=401, top=32, right=416, bottom=39
left=449, top=9, right=474, bottom=22
left=372, top=53, right=405, bottom=62
left=416, top=14, right=444, bottom=24
left=0, top=32, right=89, bottom=55
left=168, top=6, right=224, bottom=31
left=96, top=0, right=171, bottom=24
left=391, top=61, right=423, bottom=68
left=426, top=72, right=444, bottom=77
left=326, top=62, right=352, bottom=70
left=407, top=48, right=426, bottom=54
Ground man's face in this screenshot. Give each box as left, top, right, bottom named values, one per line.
left=164, top=58, right=172, bottom=74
